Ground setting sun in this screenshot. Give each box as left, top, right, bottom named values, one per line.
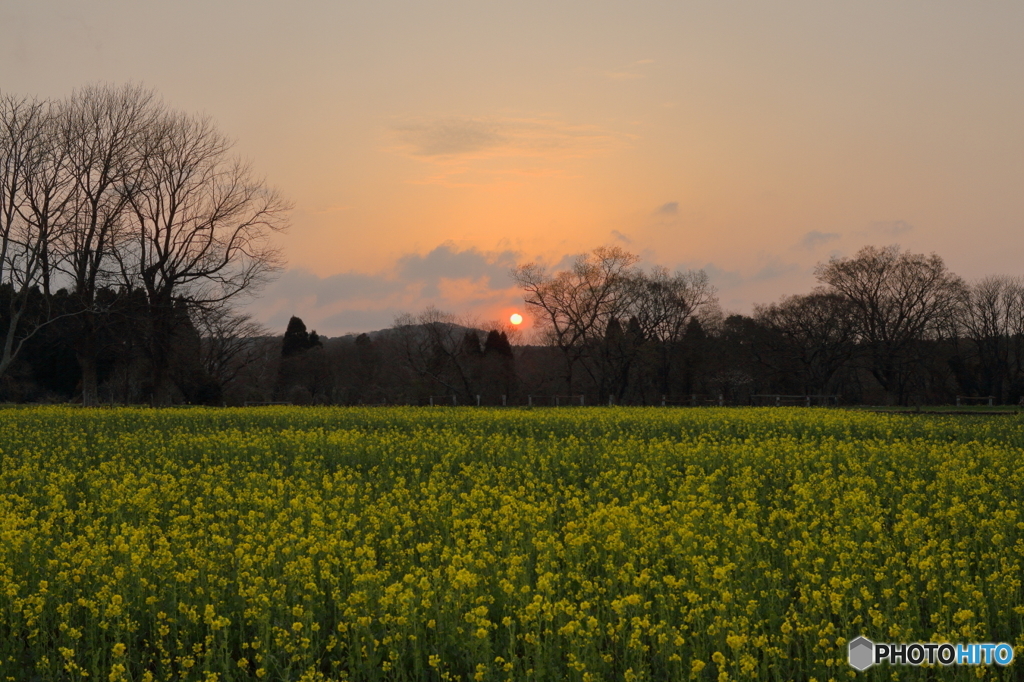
left=510, top=313, right=523, bottom=326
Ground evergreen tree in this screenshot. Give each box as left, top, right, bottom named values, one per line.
left=482, top=329, right=516, bottom=402
left=484, top=330, right=513, bottom=357
left=281, top=316, right=321, bottom=358
left=460, top=330, right=483, bottom=356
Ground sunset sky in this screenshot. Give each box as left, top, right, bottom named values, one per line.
left=3, top=2, right=1023, bottom=337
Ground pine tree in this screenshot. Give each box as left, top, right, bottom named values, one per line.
left=482, top=329, right=516, bottom=401
left=281, top=316, right=321, bottom=358
left=484, top=329, right=513, bottom=357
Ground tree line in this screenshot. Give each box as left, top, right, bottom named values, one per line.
left=0, top=84, right=287, bottom=404
left=511, top=243, right=1024, bottom=406
left=6, top=235, right=1023, bottom=406
left=2, top=85, right=1019, bottom=407
left=268, top=244, right=1024, bottom=407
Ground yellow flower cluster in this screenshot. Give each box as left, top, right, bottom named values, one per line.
left=0, top=406, right=1022, bottom=680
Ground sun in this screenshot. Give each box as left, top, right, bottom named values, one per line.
left=509, top=313, right=523, bottom=326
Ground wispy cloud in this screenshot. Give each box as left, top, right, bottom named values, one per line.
left=252, top=241, right=818, bottom=335
left=392, top=115, right=625, bottom=160
left=700, top=262, right=744, bottom=290
left=394, top=118, right=506, bottom=157
left=751, top=259, right=800, bottom=282
left=397, top=243, right=518, bottom=297
left=799, top=230, right=841, bottom=249
left=389, top=114, right=629, bottom=186
left=689, top=255, right=808, bottom=312
left=249, top=243, right=523, bottom=336
left=654, top=201, right=679, bottom=216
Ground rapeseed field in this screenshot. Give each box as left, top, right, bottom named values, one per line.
left=0, top=407, right=1021, bottom=681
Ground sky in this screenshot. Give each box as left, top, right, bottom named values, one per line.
left=3, top=1, right=1023, bottom=337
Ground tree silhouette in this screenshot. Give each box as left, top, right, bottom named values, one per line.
left=281, top=316, right=321, bottom=358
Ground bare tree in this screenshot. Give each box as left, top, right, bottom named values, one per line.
left=815, top=245, right=964, bottom=404
left=625, top=267, right=716, bottom=344
left=1, top=85, right=287, bottom=404
left=56, top=83, right=160, bottom=405
left=753, top=291, right=858, bottom=395
left=511, top=245, right=639, bottom=395
left=119, top=108, right=289, bottom=404
left=952, top=276, right=1024, bottom=401
left=192, top=303, right=270, bottom=395
left=622, top=266, right=717, bottom=400
left=393, top=307, right=480, bottom=401
left=0, top=94, right=66, bottom=382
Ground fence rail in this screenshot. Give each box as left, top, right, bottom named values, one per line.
left=750, top=394, right=840, bottom=407
left=238, top=394, right=848, bottom=408
left=957, top=395, right=995, bottom=406
left=662, top=394, right=724, bottom=407
left=525, top=394, right=586, bottom=407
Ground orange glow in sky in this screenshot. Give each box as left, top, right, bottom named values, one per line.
left=5, top=3, right=1022, bottom=336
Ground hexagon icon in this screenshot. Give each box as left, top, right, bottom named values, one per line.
left=848, top=636, right=875, bottom=671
